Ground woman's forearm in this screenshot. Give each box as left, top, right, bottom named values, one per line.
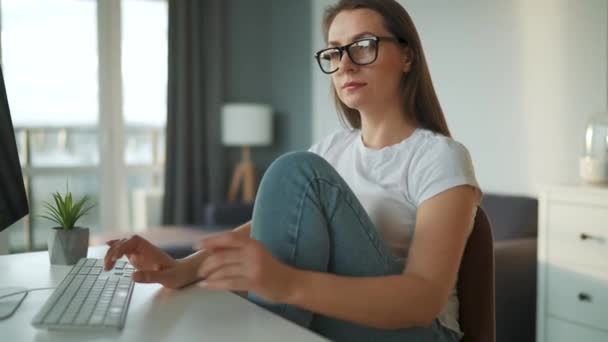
left=233, top=220, right=251, bottom=238
left=286, top=270, right=443, bottom=330
left=231, top=220, right=251, bottom=297
left=175, top=221, right=252, bottom=288
left=176, top=249, right=209, bottom=287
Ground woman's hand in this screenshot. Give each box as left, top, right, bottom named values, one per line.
left=104, top=235, right=196, bottom=289
left=196, top=230, right=299, bottom=303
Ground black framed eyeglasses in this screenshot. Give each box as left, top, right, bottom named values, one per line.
left=314, top=36, right=407, bottom=74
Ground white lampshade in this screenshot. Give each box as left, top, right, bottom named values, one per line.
left=221, top=103, right=273, bottom=146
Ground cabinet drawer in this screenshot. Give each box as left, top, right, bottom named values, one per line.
left=547, top=264, right=608, bottom=330
left=546, top=317, right=608, bottom=342
left=547, top=203, right=608, bottom=267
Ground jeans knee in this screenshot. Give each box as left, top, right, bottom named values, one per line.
left=266, top=151, right=331, bottom=179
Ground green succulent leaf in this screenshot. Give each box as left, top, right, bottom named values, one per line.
left=39, top=182, right=95, bottom=230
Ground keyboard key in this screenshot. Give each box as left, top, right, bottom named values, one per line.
left=31, top=273, right=76, bottom=324
left=89, top=314, right=105, bottom=325
left=114, top=260, right=127, bottom=269
left=104, top=316, right=122, bottom=327
left=78, top=268, right=91, bottom=275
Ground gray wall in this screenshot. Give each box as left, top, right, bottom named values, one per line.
left=312, top=0, right=608, bottom=197
left=224, top=0, right=312, bottom=188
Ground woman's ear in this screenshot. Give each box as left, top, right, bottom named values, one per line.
left=403, top=59, right=411, bottom=73
left=402, top=48, right=413, bottom=73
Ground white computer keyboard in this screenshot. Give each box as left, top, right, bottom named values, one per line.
left=31, top=258, right=135, bottom=331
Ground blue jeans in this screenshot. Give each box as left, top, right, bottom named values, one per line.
left=247, top=152, right=460, bottom=342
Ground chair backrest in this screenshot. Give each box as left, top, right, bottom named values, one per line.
left=457, top=207, right=496, bottom=342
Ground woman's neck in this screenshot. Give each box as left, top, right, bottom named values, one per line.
left=359, top=107, right=417, bottom=149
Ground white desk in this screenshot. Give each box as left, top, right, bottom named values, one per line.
left=0, top=246, right=328, bottom=341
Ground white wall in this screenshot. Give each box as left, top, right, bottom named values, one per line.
left=311, top=0, right=607, bottom=197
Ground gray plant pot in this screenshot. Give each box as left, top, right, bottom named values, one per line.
left=48, top=227, right=89, bottom=265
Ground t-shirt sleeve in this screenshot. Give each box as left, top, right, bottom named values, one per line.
left=410, top=139, right=481, bottom=207
left=308, top=141, right=322, bottom=155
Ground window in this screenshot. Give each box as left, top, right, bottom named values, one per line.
left=1, top=0, right=168, bottom=252
left=122, top=0, right=167, bottom=232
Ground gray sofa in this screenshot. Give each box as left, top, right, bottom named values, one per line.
left=160, top=202, right=253, bottom=259
left=481, top=194, right=538, bottom=342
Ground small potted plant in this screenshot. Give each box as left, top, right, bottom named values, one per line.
left=41, top=186, right=94, bottom=265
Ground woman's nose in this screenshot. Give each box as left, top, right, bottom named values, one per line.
left=337, top=51, right=357, bottom=73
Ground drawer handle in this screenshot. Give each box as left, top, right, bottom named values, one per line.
left=578, top=292, right=593, bottom=302
left=579, top=233, right=605, bottom=243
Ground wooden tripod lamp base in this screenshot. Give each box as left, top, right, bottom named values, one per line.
left=222, top=103, right=273, bottom=203
left=227, top=146, right=257, bottom=203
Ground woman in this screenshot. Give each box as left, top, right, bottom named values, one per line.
left=104, top=1, right=481, bottom=341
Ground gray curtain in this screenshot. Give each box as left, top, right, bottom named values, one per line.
left=163, top=0, right=224, bottom=225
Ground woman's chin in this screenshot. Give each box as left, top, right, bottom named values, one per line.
left=339, top=95, right=368, bottom=110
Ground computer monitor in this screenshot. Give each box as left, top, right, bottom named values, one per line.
left=0, top=64, right=30, bottom=320
left=0, top=64, right=29, bottom=232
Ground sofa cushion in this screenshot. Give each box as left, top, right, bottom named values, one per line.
left=481, top=194, right=537, bottom=241
left=204, top=202, right=254, bottom=226
left=494, top=238, right=537, bottom=342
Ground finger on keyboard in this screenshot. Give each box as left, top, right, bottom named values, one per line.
left=106, top=238, right=138, bottom=271
left=104, top=243, right=122, bottom=270
left=104, top=256, right=114, bottom=271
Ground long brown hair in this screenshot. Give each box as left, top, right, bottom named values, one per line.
left=322, top=0, right=451, bottom=137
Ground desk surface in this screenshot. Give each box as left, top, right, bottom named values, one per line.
left=0, top=246, right=327, bottom=342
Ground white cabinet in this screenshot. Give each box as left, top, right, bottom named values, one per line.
left=537, top=186, right=608, bottom=342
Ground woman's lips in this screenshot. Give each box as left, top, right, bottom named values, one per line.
left=342, top=82, right=367, bottom=90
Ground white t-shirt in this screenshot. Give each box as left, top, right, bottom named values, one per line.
left=308, top=127, right=481, bottom=337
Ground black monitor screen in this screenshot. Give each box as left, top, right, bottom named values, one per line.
left=0, top=65, right=28, bottom=231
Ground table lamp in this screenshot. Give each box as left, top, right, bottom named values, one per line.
left=222, top=103, right=273, bottom=203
